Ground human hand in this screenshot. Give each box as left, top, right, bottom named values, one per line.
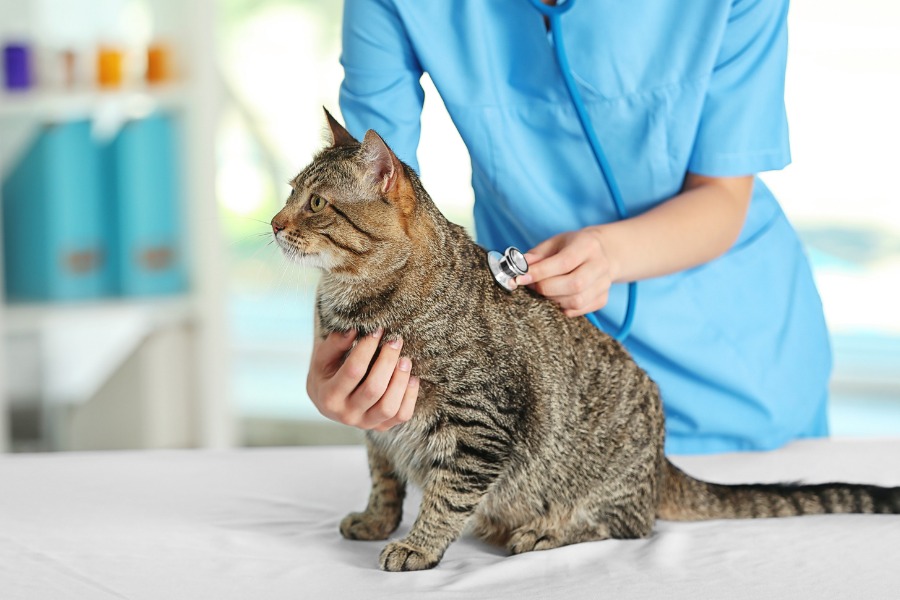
left=306, top=328, right=419, bottom=431
left=514, top=227, right=615, bottom=317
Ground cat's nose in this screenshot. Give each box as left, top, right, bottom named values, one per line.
left=271, top=218, right=286, bottom=235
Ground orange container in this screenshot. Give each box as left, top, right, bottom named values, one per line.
left=146, top=43, right=171, bottom=84
left=97, top=47, right=124, bottom=88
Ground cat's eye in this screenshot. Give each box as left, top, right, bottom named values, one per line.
left=309, top=194, right=328, bottom=213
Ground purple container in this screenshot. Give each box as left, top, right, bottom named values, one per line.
left=4, top=43, right=32, bottom=90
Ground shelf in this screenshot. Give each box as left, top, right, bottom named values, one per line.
left=0, top=0, right=232, bottom=450
left=3, top=295, right=195, bottom=337
left=0, top=84, right=188, bottom=122
left=3, top=295, right=198, bottom=410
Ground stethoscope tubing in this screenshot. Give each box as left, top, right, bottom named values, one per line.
left=531, top=0, right=637, bottom=341
left=526, top=0, right=575, bottom=16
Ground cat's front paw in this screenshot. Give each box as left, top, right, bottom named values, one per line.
left=379, top=540, right=441, bottom=572
left=340, top=511, right=397, bottom=541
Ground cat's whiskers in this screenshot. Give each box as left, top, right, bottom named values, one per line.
left=272, top=241, right=300, bottom=296
left=224, top=228, right=274, bottom=253
left=228, top=230, right=271, bottom=243
left=232, top=235, right=280, bottom=271
left=231, top=215, right=278, bottom=227
left=267, top=231, right=321, bottom=309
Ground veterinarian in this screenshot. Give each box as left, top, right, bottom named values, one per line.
left=305, top=0, right=832, bottom=455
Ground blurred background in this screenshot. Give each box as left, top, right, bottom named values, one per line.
left=0, top=0, right=897, bottom=453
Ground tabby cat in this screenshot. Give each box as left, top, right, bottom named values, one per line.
left=271, top=110, right=900, bottom=572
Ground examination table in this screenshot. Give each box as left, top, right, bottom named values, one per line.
left=2, top=438, right=898, bottom=599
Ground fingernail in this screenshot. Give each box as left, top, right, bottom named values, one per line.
left=517, top=274, right=532, bottom=285
left=398, top=357, right=412, bottom=372
left=370, top=327, right=384, bottom=339
left=409, top=375, right=420, bottom=387
left=388, top=336, right=403, bottom=349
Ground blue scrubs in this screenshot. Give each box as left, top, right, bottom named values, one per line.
left=339, top=0, right=831, bottom=454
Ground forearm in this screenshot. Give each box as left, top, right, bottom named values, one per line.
left=594, top=174, right=754, bottom=283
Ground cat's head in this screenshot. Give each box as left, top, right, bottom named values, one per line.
left=271, top=110, right=422, bottom=279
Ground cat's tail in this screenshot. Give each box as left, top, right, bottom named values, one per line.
left=657, top=460, right=900, bottom=520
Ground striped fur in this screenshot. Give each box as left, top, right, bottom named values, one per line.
left=660, top=462, right=900, bottom=520
left=273, top=114, right=900, bottom=571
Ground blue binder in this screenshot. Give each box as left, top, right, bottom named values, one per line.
left=2, top=120, right=110, bottom=301
left=104, top=113, right=187, bottom=296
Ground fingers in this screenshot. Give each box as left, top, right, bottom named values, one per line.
left=532, top=240, right=587, bottom=282
left=517, top=239, right=564, bottom=286
left=516, top=231, right=615, bottom=316
left=361, top=355, right=410, bottom=426
left=559, top=290, right=609, bottom=317
left=369, top=373, right=420, bottom=432
left=523, top=234, right=565, bottom=264
left=306, top=329, right=359, bottom=404
left=311, top=329, right=383, bottom=420
left=530, top=261, right=595, bottom=298
left=353, top=337, right=421, bottom=430
left=312, top=328, right=419, bottom=430
left=518, top=237, right=583, bottom=287
left=312, top=329, right=359, bottom=374
left=346, top=335, right=406, bottom=415
left=330, top=328, right=385, bottom=400
left=535, top=261, right=610, bottom=315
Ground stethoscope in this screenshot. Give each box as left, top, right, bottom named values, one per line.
left=488, top=0, right=637, bottom=341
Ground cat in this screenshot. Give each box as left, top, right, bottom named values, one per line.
left=271, top=109, right=900, bottom=572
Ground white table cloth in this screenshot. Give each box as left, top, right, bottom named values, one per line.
left=2, top=439, right=899, bottom=599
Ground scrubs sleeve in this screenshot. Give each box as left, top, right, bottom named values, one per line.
left=340, top=0, right=425, bottom=172
left=688, top=0, right=792, bottom=177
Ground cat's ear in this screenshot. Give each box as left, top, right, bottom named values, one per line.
left=323, top=107, right=358, bottom=147
left=361, top=129, right=400, bottom=194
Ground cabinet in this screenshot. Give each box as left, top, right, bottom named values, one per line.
left=0, top=0, right=233, bottom=451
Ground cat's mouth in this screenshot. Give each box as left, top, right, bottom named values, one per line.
left=275, top=234, right=312, bottom=260
left=274, top=232, right=335, bottom=271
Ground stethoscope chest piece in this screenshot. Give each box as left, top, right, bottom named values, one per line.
left=488, top=246, right=529, bottom=291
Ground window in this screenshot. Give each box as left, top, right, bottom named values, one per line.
left=217, top=0, right=900, bottom=444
